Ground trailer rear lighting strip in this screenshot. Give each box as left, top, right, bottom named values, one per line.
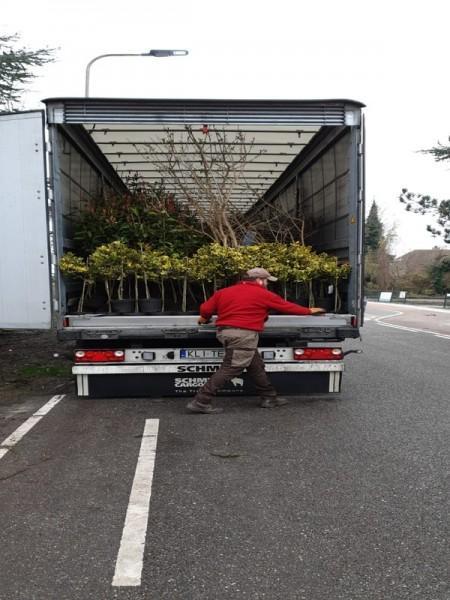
left=75, top=349, right=125, bottom=363
left=73, top=363, right=344, bottom=375
left=294, top=348, right=343, bottom=360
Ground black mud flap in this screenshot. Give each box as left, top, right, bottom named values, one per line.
left=80, top=371, right=338, bottom=398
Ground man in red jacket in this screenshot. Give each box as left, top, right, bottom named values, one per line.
left=187, top=267, right=325, bottom=414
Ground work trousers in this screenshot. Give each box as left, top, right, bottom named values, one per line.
left=194, top=328, right=277, bottom=405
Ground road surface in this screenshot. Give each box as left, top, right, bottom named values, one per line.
left=0, top=308, right=448, bottom=599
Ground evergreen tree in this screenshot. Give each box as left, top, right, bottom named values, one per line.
left=399, top=189, right=450, bottom=243
left=399, top=136, right=450, bottom=243
left=0, top=33, right=56, bottom=112
left=422, top=137, right=450, bottom=163
left=365, top=200, right=383, bottom=251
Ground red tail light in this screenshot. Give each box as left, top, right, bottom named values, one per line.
left=74, top=349, right=125, bottom=363
left=351, top=316, right=358, bottom=327
left=294, top=348, right=343, bottom=360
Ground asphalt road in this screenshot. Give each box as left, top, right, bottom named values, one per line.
left=365, top=301, right=450, bottom=338
left=0, top=308, right=448, bottom=600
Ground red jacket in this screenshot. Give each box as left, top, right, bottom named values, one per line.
left=200, top=281, right=312, bottom=332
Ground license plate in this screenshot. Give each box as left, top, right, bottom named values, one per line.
left=180, top=349, right=224, bottom=359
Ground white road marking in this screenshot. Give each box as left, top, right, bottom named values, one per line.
left=370, top=311, right=450, bottom=339
left=0, top=395, right=65, bottom=461
left=374, top=311, right=404, bottom=321
left=112, top=418, right=159, bottom=587
left=371, top=301, right=450, bottom=314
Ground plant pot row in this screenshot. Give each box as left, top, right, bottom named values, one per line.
left=110, top=298, right=162, bottom=313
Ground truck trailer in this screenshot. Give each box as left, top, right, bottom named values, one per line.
left=0, top=98, right=364, bottom=398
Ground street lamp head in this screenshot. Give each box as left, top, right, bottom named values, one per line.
left=85, top=49, right=189, bottom=96
left=146, top=49, right=189, bottom=57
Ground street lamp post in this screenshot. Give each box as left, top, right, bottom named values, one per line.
left=84, top=49, right=188, bottom=97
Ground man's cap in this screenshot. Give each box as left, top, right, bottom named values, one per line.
left=246, top=267, right=278, bottom=281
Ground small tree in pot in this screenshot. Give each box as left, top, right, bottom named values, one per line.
left=89, top=241, right=137, bottom=313
left=136, top=246, right=172, bottom=312
left=59, top=252, right=94, bottom=312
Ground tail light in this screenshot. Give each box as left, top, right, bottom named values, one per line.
left=74, top=349, right=125, bottom=363
left=294, top=348, right=343, bottom=360
left=351, top=316, right=358, bottom=327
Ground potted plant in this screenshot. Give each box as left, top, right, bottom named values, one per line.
left=134, top=245, right=159, bottom=313
left=59, top=252, right=94, bottom=313
left=169, top=255, right=191, bottom=312
left=89, top=241, right=137, bottom=313
left=157, top=252, right=172, bottom=312
left=136, top=246, right=171, bottom=313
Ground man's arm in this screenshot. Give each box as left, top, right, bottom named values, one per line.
left=199, top=292, right=219, bottom=321
left=262, top=290, right=324, bottom=315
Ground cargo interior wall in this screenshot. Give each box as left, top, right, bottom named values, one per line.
left=250, top=128, right=357, bottom=313
left=50, top=125, right=125, bottom=316
left=50, top=119, right=361, bottom=318
left=298, top=130, right=353, bottom=313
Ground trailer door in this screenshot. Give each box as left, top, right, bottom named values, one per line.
left=0, top=111, right=51, bottom=329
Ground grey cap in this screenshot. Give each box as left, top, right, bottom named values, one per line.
left=246, top=267, right=278, bottom=281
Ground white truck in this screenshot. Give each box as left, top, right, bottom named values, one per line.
left=0, top=98, right=364, bottom=397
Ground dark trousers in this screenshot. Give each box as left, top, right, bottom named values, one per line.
left=194, top=328, right=277, bottom=405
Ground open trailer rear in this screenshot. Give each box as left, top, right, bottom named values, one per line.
left=0, top=98, right=364, bottom=397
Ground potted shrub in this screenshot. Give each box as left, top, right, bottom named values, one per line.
left=136, top=246, right=171, bottom=313
left=59, top=252, right=94, bottom=313
left=169, top=255, right=191, bottom=312
left=135, top=245, right=160, bottom=313
left=89, top=241, right=137, bottom=313
left=157, top=252, right=172, bottom=312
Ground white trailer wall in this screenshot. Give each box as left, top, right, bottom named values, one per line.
left=0, top=111, right=51, bottom=329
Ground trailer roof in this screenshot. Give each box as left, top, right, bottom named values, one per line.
left=44, top=97, right=364, bottom=211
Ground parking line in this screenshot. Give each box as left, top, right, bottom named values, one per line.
left=0, top=395, right=65, bottom=461
left=112, top=418, right=160, bottom=587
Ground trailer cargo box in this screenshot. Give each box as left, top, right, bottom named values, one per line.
left=1, top=98, right=365, bottom=397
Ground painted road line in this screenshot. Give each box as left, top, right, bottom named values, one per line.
left=0, top=395, right=65, bottom=461
left=371, top=301, right=450, bottom=314
left=112, top=418, right=160, bottom=587
left=374, top=311, right=404, bottom=321
left=373, top=312, right=450, bottom=340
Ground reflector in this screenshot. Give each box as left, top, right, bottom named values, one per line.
left=74, top=349, right=125, bottom=363
left=294, top=348, right=343, bottom=360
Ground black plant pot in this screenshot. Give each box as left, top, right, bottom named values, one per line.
left=138, top=298, right=162, bottom=313
left=83, top=294, right=108, bottom=313
left=316, top=297, right=335, bottom=312
left=292, top=296, right=309, bottom=308
left=111, top=299, right=135, bottom=313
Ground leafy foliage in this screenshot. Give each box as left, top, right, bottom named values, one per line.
left=59, top=252, right=89, bottom=279
left=429, top=256, right=450, bottom=294
left=0, top=33, right=56, bottom=111
left=73, top=183, right=209, bottom=257
left=399, top=136, right=450, bottom=243
left=421, top=137, right=450, bottom=163
left=60, top=241, right=351, bottom=312
left=399, top=189, right=450, bottom=243
left=89, top=241, right=140, bottom=301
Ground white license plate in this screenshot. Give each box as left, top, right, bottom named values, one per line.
left=180, top=349, right=224, bottom=359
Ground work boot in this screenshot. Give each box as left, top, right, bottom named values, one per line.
left=186, top=399, right=223, bottom=414
left=260, top=397, right=289, bottom=409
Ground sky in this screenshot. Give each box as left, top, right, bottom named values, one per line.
left=2, top=0, right=449, bottom=256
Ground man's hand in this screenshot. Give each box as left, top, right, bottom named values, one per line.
left=198, top=316, right=210, bottom=325
left=310, top=307, right=326, bottom=315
